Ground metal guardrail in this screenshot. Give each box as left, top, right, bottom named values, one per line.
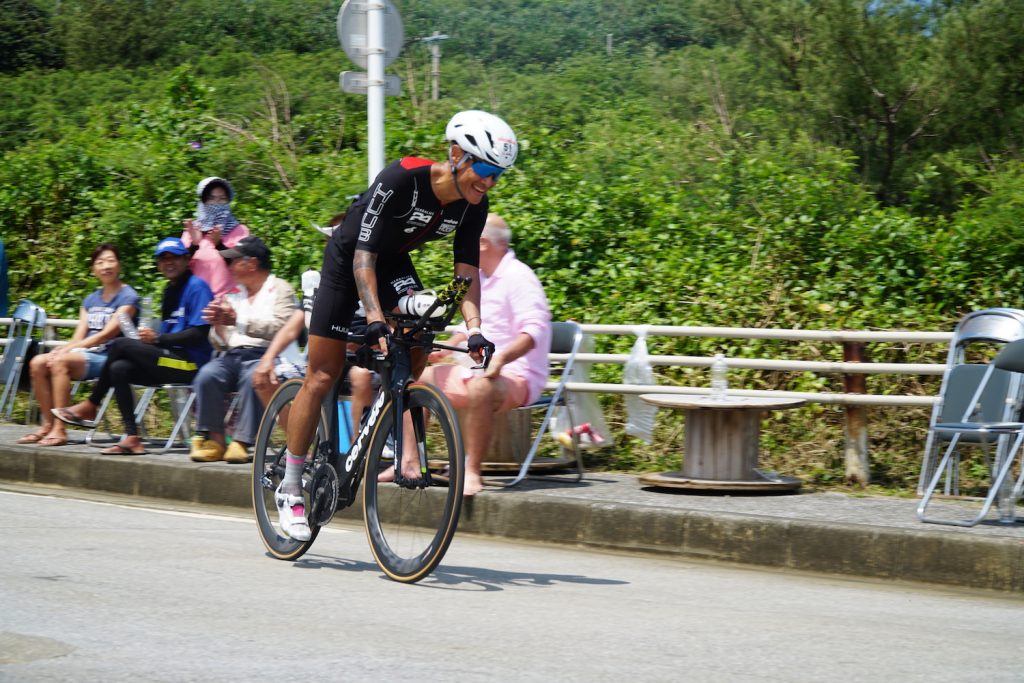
left=11, top=318, right=952, bottom=484
left=578, top=323, right=952, bottom=344
left=543, top=323, right=949, bottom=408
left=547, top=323, right=952, bottom=485
left=20, top=319, right=944, bottom=405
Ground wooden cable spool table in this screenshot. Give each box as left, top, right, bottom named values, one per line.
left=638, top=394, right=804, bottom=492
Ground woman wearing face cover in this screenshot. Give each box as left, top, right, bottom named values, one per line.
left=180, top=176, right=251, bottom=297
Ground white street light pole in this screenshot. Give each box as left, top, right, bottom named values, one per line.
left=338, top=0, right=403, bottom=184
left=366, top=1, right=385, bottom=183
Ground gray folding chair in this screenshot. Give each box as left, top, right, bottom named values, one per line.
left=917, top=338, right=1024, bottom=526
left=133, top=384, right=196, bottom=452
left=0, top=299, right=46, bottom=421
left=486, top=321, right=585, bottom=488
left=918, top=308, right=1024, bottom=494
left=84, top=383, right=196, bottom=452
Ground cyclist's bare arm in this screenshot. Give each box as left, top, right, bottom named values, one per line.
left=454, top=261, right=484, bottom=361
left=353, top=250, right=389, bottom=355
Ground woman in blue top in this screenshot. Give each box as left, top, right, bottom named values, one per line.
left=19, top=243, right=140, bottom=447
left=53, top=237, right=214, bottom=455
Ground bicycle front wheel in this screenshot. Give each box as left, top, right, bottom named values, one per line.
left=363, top=383, right=465, bottom=582
left=252, top=379, right=328, bottom=561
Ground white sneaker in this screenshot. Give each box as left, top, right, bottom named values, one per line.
left=274, top=484, right=311, bottom=541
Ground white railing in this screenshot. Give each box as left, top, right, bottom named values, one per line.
left=9, top=317, right=953, bottom=483
left=17, top=317, right=951, bottom=405
left=545, top=323, right=949, bottom=406
left=547, top=323, right=952, bottom=484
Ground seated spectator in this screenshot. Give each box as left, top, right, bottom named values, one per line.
left=417, top=214, right=552, bottom=496
left=52, top=237, right=214, bottom=455
left=190, top=236, right=297, bottom=463
left=181, top=176, right=251, bottom=297
left=19, top=243, right=140, bottom=447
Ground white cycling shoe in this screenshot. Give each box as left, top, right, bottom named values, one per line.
left=274, top=484, right=311, bottom=541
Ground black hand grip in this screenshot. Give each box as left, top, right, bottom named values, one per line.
left=364, top=320, right=391, bottom=349
left=467, top=333, right=495, bottom=369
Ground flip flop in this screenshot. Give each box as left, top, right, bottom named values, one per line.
left=101, top=443, right=147, bottom=456
left=38, top=436, right=68, bottom=447
left=51, top=407, right=97, bottom=429
left=17, top=433, right=47, bottom=444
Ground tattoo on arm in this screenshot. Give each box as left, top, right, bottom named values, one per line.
left=353, top=251, right=385, bottom=321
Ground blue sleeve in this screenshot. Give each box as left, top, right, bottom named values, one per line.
left=184, top=279, right=214, bottom=328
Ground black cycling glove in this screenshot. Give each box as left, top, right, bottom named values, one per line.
left=364, top=320, right=391, bottom=348
left=467, top=333, right=496, bottom=367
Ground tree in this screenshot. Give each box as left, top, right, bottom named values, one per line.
left=695, top=0, right=946, bottom=204
left=58, top=0, right=175, bottom=70
left=0, top=0, right=63, bottom=73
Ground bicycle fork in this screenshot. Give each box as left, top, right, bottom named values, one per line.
left=387, top=343, right=432, bottom=489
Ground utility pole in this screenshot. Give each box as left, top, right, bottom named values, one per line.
left=421, top=31, right=449, bottom=101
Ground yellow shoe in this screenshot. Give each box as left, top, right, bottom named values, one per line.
left=190, top=436, right=225, bottom=462
left=223, top=440, right=251, bottom=464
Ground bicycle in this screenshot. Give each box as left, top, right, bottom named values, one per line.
left=251, top=276, right=484, bottom=583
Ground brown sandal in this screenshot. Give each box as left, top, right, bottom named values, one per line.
left=101, top=443, right=147, bottom=456
left=17, top=432, right=47, bottom=444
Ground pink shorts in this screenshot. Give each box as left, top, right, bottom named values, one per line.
left=420, top=364, right=529, bottom=413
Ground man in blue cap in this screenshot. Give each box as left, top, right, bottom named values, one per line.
left=53, top=237, right=215, bottom=454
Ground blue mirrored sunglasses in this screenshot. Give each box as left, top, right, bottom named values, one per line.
left=470, top=157, right=506, bottom=180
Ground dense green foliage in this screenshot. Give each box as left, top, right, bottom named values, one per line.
left=2, top=0, right=1024, bottom=488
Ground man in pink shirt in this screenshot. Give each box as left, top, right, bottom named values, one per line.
left=420, top=213, right=552, bottom=496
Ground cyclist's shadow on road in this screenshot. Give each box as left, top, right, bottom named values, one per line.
left=423, top=565, right=629, bottom=592
left=291, top=554, right=628, bottom=592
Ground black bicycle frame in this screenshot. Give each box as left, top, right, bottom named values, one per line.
left=316, top=274, right=472, bottom=508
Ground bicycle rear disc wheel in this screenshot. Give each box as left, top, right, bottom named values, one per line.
left=252, top=379, right=328, bottom=560
left=363, top=383, right=465, bottom=582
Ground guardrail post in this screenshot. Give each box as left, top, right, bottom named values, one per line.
left=842, top=341, right=870, bottom=484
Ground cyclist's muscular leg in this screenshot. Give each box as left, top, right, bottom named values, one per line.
left=281, top=335, right=348, bottom=494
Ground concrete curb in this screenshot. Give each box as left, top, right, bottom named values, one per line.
left=3, top=446, right=1022, bottom=592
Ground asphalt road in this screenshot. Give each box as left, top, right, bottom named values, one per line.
left=2, top=485, right=1022, bottom=682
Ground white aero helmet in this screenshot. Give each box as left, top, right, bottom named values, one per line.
left=445, top=110, right=518, bottom=169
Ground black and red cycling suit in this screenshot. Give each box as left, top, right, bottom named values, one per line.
left=309, top=156, right=488, bottom=340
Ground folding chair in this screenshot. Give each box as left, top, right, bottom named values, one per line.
left=82, top=382, right=195, bottom=452
left=133, top=384, right=196, bottom=452
left=0, top=299, right=46, bottom=421
left=918, top=308, right=1024, bottom=494
left=487, top=321, right=585, bottom=488
left=917, top=338, right=1024, bottom=526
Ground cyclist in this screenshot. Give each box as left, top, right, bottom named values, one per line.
left=275, top=110, right=518, bottom=541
